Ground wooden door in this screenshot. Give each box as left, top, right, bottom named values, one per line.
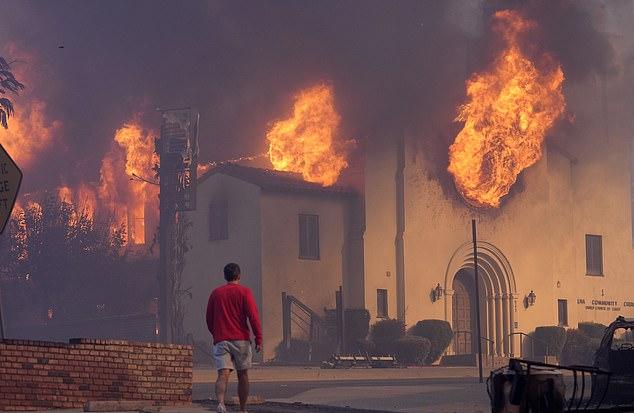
left=452, top=277, right=472, bottom=354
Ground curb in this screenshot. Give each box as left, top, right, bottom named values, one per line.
left=195, top=400, right=395, bottom=413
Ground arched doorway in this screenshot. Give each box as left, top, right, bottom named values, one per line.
left=452, top=269, right=476, bottom=354
left=444, top=242, right=517, bottom=357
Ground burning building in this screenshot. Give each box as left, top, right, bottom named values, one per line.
left=179, top=4, right=634, bottom=362
left=358, top=9, right=634, bottom=360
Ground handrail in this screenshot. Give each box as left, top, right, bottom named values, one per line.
left=454, top=330, right=495, bottom=342
left=282, top=293, right=323, bottom=350
left=509, top=332, right=550, bottom=358
left=453, top=330, right=495, bottom=354
left=287, top=294, right=321, bottom=320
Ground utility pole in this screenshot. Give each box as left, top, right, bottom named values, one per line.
left=157, top=151, right=177, bottom=343
left=472, top=219, right=484, bottom=383
left=155, top=108, right=199, bottom=344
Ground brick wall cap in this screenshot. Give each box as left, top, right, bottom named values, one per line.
left=1, top=339, right=69, bottom=347
left=67, top=338, right=192, bottom=350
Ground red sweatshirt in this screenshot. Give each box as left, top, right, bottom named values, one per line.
left=206, top=283, right=262, bottom=346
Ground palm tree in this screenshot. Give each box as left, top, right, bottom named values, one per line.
left=0, top=56, right=24, bottom=129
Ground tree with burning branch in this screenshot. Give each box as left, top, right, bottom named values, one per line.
left=0, top=198, right=159, bottom=329
left=0, top=57, right=24, bottom=129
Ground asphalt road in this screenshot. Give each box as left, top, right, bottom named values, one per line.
left=194, top=377, right=490, bottom=412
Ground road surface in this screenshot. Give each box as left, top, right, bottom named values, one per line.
left=193, top=367, right=491, bottom=413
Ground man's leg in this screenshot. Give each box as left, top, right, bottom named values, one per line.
left=215, top=369, right=231, bottom=407
left=237, top=369, right=249, bottom=412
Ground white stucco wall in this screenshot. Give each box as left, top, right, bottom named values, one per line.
left=362, top=75, right=634, bottom=353
left=182, top=174, right=262, bottom=352
left=363, top=137, right=399, bottom=322
left=260, top=191, right=347, bottom=360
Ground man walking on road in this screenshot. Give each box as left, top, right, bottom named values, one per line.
left=206, top=263, right=263, bottom=413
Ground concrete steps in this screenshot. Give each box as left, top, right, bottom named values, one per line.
left=440, top=353, right=510, bottom=368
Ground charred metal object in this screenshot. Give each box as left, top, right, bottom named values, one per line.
left=489, top=358, right=612, bottom=413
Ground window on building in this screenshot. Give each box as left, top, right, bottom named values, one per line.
left=557, top=300, right=568, bottom=327
left=585, top=234, right=603, bottom=276
left=558, top=299, right=568, bottom=327
left=299, top=214, right=319, bottom=260
left=377, top=289, right=388, bottom=319
left=209, top=201, right=228, bottom=241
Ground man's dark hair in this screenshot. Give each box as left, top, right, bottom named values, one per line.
left=224, top=263, right=241, bottom=282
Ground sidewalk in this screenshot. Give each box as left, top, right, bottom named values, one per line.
left=0, top=402, right=397, bottom=413
left=193, top=365, right=481, bottom=383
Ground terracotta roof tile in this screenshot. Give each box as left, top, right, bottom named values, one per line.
left=198, top=163, right=355, bottom=197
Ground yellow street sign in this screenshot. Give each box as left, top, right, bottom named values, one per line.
left=0, top=143, right=22, bottom=233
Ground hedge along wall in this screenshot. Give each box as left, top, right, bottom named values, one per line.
left=0, top=338, right=193, bottom=411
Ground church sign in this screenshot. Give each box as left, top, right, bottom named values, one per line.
left=576, top=298, right=634, bottom=312
left=0, top=143, right=22, bottom=234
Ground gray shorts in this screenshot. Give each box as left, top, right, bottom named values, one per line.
left=213, top=340, right=252, bottom=371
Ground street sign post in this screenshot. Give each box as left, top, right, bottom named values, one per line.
left=0, top=143, right=22, bottom=234
left=0, top=143, right=22, bottom=340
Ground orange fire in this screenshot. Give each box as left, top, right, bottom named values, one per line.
left=0, top=101, right=60, bottom=169
left=99, top=119, right=158, bottom=245
left=197, top=162, right=212, bottom=176
left=56, top=184, right=98, bottom=220
left=13, top=119, right=157, bottom=247
left=267, top=84, right=353, bottom=186
left=448, top=10, right=565, bottom=208
left=0, top=43, right=60, bottom=170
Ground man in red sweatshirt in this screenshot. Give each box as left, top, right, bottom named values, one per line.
left=206, top=263, right=262, bottom=413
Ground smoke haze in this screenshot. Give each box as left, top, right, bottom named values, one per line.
left=0, top=0, right=629, bottom=193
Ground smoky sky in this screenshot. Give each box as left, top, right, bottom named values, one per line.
left=0, top=0, right=621, bottom=192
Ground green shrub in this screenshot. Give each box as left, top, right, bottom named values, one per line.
left=274, top=338, right=309, bottom=362
left=345, top=309, right=371, bottom=352
left=274, top=338, right=336, bottom=362
left=560, top=329, right=600, bottom=366
left=393, top=336, right=431, bottom=365
left=355, top=338, right=375, bottom=354
left=311, top=339, right=337, bottom=361
left=370, top=319, right=406, bottom=354
left=532, top=326, right=567, bottom=359
left=578, top=322, right=607, bottom=339
left=409, top=319, right=454, bottom=365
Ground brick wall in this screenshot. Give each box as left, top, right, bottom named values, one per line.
left=0, top=338, right=193, bottom=411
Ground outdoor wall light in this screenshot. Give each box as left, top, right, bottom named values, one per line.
left=431, top=283, right=444, bottom=302
left=525, top=290, right=537, bottom=308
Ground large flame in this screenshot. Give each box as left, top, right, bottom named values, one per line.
left=0, top=101, right=60, bottom=169
left=267, top=84, right=353, bottom=186
left=98, top=120, right=158, bottom=245
left=11, top=118, right=157, bottom=247
left=2, top=44, right=157, bottom=248
left=448, top=10, right=566, bottom=208
left=0, top=44, right=60, bottom=169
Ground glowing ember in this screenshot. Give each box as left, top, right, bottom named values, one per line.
left=197, top=163, right=212, bottom=176
left=267, top=83, right=353, bottom=186
left=448, top=10, right=565, bottom=208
